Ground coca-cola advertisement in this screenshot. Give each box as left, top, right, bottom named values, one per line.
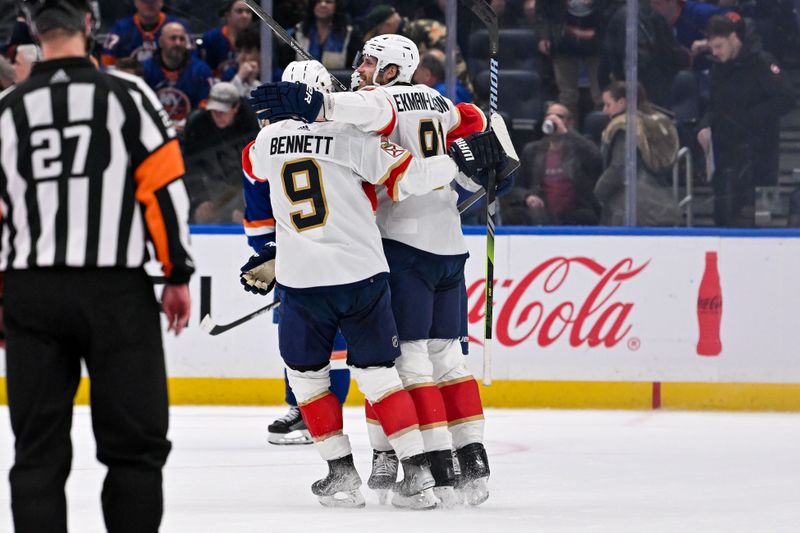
left=3, top=233, right=797, bottom=386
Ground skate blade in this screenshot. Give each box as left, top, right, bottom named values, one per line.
left=391, top=487, right=437, bottom=510
left=268, top=430, right=312, bottom=446
left=461, top=477, right=489, bottom=506
left=318, top=489, right=366, bottom=509
left=373, top=488, right=391, bottom=505
left=433, top=486, right=463, bottom=509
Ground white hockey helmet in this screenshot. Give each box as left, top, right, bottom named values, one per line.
left=282, top=60, right=335, bottom=94
left=359, top=34, right=419, bottom=86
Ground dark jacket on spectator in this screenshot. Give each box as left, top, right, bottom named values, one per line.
left=603, top=2, right=689, bottom=107
left=534, top=0, right=615, bottom=56
left=702, top=42, right=795, bottom=187
left=503, top=131, right=602, bottom=225
left=595, top=110, right=681, bottom=226
left=182, top=99, right=260, bottom=223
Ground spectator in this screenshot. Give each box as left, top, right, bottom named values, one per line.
left=697, top=14, right=794, bottom=227
left=649, top=0, right=727, bottom=71
left=101, top=0, right=188, bottom=68
left=220, top=26, right=262, bottom=97
left=602, top=0, right=689, bottom=107
left=201, top=0, right=254, bottom=76
left=142, top=22, right=213, bottom=132
left=413, top=50, right=473, bottom=103
left=0, top=55, right=13, bottom=89
left=279, top=0, right=361, bottom=70
left=502, top=102, right=602, bottom=225
left=594, top=81, right=681, bottom=226
left=12, top=43, right=40, bottom=84
left=534, top=0, right=612, bottom=119
left=362, top=4, right=403, bottom=41
left=403, top=18, right=475, bottom=98
left=183, top=82, right=260, bottom=224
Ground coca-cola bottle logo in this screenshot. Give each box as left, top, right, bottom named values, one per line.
left=697, top=296, right=722, bottom=312
left=467, top=257, right=649, bottom=349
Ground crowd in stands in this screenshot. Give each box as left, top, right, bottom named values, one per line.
left=2, top=0, right=799, bottom=227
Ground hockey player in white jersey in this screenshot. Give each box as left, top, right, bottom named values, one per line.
left=242, top=59, right=504, bottom=509
left=249, top=36, right=519, bottom=507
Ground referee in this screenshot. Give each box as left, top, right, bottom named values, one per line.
left=1, top=1, right=194, bottom=532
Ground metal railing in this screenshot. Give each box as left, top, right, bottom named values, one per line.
left=672, top=146, right=694, bottom=227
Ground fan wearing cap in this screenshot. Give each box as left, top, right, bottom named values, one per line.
left=183, top=81, right=260, bottom=224
left=200, top=0, right=254, bottom=77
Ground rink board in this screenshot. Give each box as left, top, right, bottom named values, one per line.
left=2, top=226, right=800, bottom=410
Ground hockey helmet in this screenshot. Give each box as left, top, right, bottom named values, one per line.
left=358, top=34, right=419, bottom=87
left=282, top=60, right=335, bottom=94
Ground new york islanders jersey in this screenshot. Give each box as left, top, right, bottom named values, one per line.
left=101, top=13, right=186, bottom=67
left=326, top=84, right=487, bottom=255
left=201, top=26, right=237, bottom=76
left=141, top=57, right=212, bottom=124
left=243, top=119, right=458, bottom=290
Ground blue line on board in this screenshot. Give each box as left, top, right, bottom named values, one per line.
left=191, top=224, right=800, bottom=238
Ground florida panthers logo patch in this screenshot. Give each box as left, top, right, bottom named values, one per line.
left=380, top=142, right=406, bottom=158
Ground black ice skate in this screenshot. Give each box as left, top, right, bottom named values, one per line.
left=267, top=406, right=312, bottom=445
left=428, top=449, right=462, bottom=508
left=311, top=454, right=365, bottom=508
left=391, top=453, right=437, bottom=510
left=367, top=449, right=399, bottom=505
left=455, top=442, right=490, bottom=506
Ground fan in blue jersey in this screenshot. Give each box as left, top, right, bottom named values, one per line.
left=100, top=0, right=188, bottom=68
left=200, top=0, right=254, bottom=77
left=141, top=22, right=212, bottom=131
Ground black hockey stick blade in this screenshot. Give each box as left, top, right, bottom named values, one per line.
left=200, top=299, right=281, bottom=336
left=242, top=0, right=349, bottom=93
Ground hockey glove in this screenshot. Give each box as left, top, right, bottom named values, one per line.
left=472, top=159, right=516, bottom=197
left=448, top=130, right=506, bottom=179
left=248, top=81, right=323, bottom=123
left=240, top=242, right=277, bottom=296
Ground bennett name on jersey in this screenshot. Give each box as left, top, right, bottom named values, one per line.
left=269, top=134, right=334, bottom=155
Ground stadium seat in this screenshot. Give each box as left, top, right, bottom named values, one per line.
left=670, top=70, right=699, bottom=126
left=473, top=69, right=543, bottom=133
left=582, top=111, right=609, bottom=145
left=467, top=29, right=541, bottom=75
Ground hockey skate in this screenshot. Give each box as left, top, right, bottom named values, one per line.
left=428, top=449, right=462, bottom=508
left=391, top=453, right=437, bottom=510
left=311, top=454, right=366, bottom=508
left=267, top=406, right=312, bottom=445
left=456, top=443, right=490, bottom=506
left=367, top=450, right=399, bottom=505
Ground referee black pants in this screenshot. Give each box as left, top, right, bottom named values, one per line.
left=4, top=268, right=171, bottom=533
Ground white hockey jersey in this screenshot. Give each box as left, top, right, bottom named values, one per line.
left=245, top=119, right=458, bottom=290
left=325, top=84, right=487, bottom=255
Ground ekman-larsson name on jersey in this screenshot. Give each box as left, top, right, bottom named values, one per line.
left=392, top=91, right=449, bottom=114
left=269, top=135, right=335, bottom=156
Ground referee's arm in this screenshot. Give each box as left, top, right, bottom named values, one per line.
left=117, top=72, right=195, bottom=285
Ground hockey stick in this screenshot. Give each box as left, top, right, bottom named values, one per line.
left=242, top=0, right=349, bottom=93
left=200, top=299, right=281, bottom=336
left=460, top=0, right=498, bottom=386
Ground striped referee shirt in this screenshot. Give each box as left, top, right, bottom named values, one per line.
left=0, top=57, right=194, bottom=283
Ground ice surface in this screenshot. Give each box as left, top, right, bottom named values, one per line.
left=2, top=406, right=799, bottom=532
